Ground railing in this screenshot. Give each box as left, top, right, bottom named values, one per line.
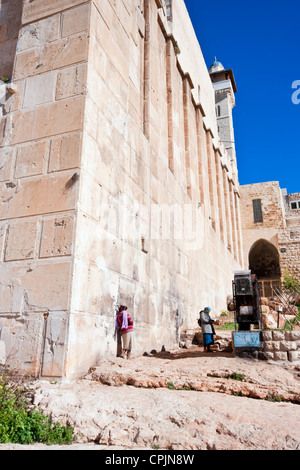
left=258, top=278, right=281, bottom=298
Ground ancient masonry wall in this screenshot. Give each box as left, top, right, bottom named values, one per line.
left=240, top=182, right=300, bottom=282
left=280, top=191, right=300, bottom=280
left=262, top=330, right=300, bottom=362
left=239, top=182, right=286, bottom=267
left=0, top=0, right=243, bottom=378
left=0, top=0, right=89, bottom=377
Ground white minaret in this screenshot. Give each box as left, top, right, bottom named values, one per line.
left=209, top=59, right=237, bottom=167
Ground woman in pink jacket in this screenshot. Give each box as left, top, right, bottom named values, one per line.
left=116, top=305, right=134, bottom=359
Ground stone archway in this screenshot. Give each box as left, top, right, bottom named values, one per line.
left=248, top=239, right=281, bottom=297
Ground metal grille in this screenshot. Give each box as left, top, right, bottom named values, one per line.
left=235, top=275, right=253, bottom=295
left=252, top=199, right=263, bottom=223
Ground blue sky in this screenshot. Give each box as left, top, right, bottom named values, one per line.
left=184, top=0, right=300, bottom=194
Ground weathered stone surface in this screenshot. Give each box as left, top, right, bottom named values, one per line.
left=263, top=313, right=278, bottom=329
left=286, top=331, right=300, bottom=341
left=5, top=219, right=38, bottom=261
left=0, top=172, right=78, bottom=220
left=48, top=132, right=82, bottom=172
left=23, top=0, right=87, bottom=25
left=14, top=140, right=48, bottom=178
left=274, top=351, right=288, bottom=362
left=22, top=72, right=56, bottom=108
left=61, top=3, right=91, bottom=37
left=40, top=311, right=68, bottom=377
left=280, top=341, right=297, bottom=352
left=0, top=312, right=45, bottom=376
left=17, top=15, right=60, bottom=52
left=0, top=261, right=72, bottom=316
left=262, top=329, right=300, bottom=362
left=14, top=33, right=89, bottom=80
left=56, top=64, right=87, bottom=100
left=0, top=0, right=251, bottom=380
left=40, top=215, right=74, bottom=258
left=9, top=96, right=85, bottom=145
left=240, top=181, right=300, bottom=293
left=288, top=351, right=300, bottom=362
left=273, top=330, right=285, bottom=341
left=22, top=350, right=300, bottom=450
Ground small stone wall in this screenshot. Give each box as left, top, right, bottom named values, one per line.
left=262, top=330, right=300, bottom=362
left=181, top=329, right=300, bottom=363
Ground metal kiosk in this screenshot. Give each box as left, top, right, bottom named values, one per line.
left=232, top=270, right=263, bottom=353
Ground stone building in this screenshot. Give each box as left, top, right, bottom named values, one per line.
left=240, top=182, right=300, bottom=297
left=0, top=0, right=244, bottom=378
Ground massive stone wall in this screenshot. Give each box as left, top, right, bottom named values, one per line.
left=0, top=0, right=243, bottom=378
left=0, top=0, right=89, bottom=377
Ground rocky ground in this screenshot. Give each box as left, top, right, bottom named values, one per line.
left=1, top=330, right=300, bottom=451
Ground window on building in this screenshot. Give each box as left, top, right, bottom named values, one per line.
left=216, top=105, right=221, bottom=117
left=290, top=201, right=300, bottom=210
left=163, top=0, right=172, bottom=22
left=252, top=199, right=263, bottom=223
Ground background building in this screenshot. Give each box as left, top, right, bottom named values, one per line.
left=240, top=182, right=300, bottom=297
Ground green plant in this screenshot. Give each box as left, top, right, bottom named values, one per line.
left=174, top=42, right=181, bottom=55
left=220, top=310, right=229, bottom=317
left=0, top=365, right=73, bottom=445
left=0, top=76, right=10, bottom=83
left=152, top=444, right=160, bottom=450
left=216, top=322, right=235, bottom=330
left=167, top=381, right=175, bottom=390
left=228, top=372, right=245, bottom=381
left=284, top=307, right=300, bottom=331
left=266, top=396, right=283, bottom=403
left=282, top=270, right=300, bottom=294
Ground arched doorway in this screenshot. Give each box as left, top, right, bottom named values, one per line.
left=248, top=239, right=281, bottom=297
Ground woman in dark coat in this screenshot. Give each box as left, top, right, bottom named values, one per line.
left=199, top=306, right=216, bottom=352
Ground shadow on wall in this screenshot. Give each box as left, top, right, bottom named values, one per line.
left=0, top=0, right=23, bottom=80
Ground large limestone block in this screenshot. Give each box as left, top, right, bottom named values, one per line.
left=41, top=311, right=68, bottom=377
left=23, top=71, right=56, bottom=108
left=40, top=215, right=74, bottom=258
left=0, top=261, right=72, bottom=314
left=14, top=33, right=89, bottom=80
left=0, top=172, right=78, bottom=220
left=21, top=262, right=72, bottom=312
left=61, top=3, right=91, bottom=37
left=66, top=312, right=117, bottom=379
left=23, top=0, right=87, bottom=25
left=56, top=64, right=87, bottom=100
left=14, top=140, right=48, bottom=178
left=9, top=96, right=84, bottom=145
left=17, top=15, right=60, bottom=52
left=48, top=132, right=82, bottom=172
left=0, top=313, right=44, bottom=376
left=5, top=219, right=38, bottom=261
